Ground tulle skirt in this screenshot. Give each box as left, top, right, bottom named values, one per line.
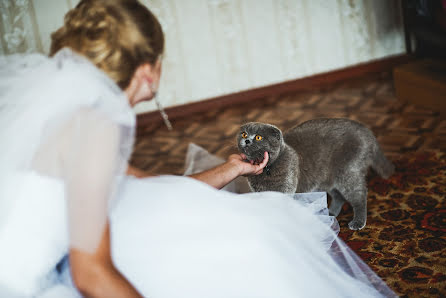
left=0, top=173, right=394, bottom=298
left=109, top=175, right=395, bottom=298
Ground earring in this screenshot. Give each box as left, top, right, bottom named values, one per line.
left=149, top=82, right=172, bottom=131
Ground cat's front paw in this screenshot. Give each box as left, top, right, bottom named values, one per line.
left=348, top=220, right=366, bottom=230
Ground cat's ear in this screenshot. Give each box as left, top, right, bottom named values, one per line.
left=271, top=126, right=282, bottom=141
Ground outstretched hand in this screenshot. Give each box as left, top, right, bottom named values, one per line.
left=189, top=151, right=269, bottom=189
left=228, top=151, right=269, bottom=176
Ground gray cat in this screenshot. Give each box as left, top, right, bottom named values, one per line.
left=237, top=118, right=394, bottom=230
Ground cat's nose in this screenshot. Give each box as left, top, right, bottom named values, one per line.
left=245, top=139, right=251, bottom=145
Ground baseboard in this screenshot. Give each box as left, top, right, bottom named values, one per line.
left=137, top=54, right=412, bottom=127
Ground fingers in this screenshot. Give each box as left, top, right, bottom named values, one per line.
left=259, top=152, right=269, bottom=168
left=252, top=152, right=268, bottom=175
left=237, top=152, right=268, bottom=176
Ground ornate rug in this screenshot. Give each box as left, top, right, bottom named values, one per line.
left=337, top=151, right=446, bottom=297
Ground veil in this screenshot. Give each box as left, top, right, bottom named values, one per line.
left=0, top=48, right=135, bottom=254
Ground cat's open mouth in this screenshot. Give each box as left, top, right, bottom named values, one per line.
left=255, top=156, right=265, bottom=164
left=242, top=150, right=265, bottom=165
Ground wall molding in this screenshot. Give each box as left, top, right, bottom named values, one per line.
left=137, top=54, right=412, bottom=127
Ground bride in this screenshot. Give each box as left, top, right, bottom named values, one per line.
left=0, top=0, right=395, bottom=297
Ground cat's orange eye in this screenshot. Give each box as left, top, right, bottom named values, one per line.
left=255, top=135, right=263, bottom=141
left=241, top=132, right=248, bottom=138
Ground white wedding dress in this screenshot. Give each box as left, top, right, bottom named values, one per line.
left=0, top=49, right=395, bottom=298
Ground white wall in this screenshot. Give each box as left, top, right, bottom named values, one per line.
left=0, top=0, right=405, bottom=114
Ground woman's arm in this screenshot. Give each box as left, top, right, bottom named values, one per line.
left=126, top=152, right=268, bottom=189
left=189, top=152, right=269, bottom=189
left=70, top=223, right=142, bottom=298
left=63, top=110, right=141, bottom=296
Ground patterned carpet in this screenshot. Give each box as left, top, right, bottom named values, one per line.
left=132, top=72, right=446, bottom=297
left=339, top=151, right=445, bottom=297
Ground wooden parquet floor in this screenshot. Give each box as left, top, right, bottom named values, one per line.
left=132, top=72, right=445, bottom=174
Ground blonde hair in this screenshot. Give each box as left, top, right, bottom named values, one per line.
left=50, top=0, right=164, bottom=89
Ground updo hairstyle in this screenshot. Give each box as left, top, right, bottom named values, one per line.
left=50, top=0, right=164, bottom=89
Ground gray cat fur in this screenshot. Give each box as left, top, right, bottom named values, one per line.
left=237, top=118, right=394, bottom=230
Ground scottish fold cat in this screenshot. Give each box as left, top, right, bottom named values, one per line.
left=237, top=118, right=394, bottom=230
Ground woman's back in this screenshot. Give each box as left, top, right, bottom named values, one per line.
left=0, top=49, right=135, bottom=297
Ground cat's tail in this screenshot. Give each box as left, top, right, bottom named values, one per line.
left=371, top=147, right=395, bottom=179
